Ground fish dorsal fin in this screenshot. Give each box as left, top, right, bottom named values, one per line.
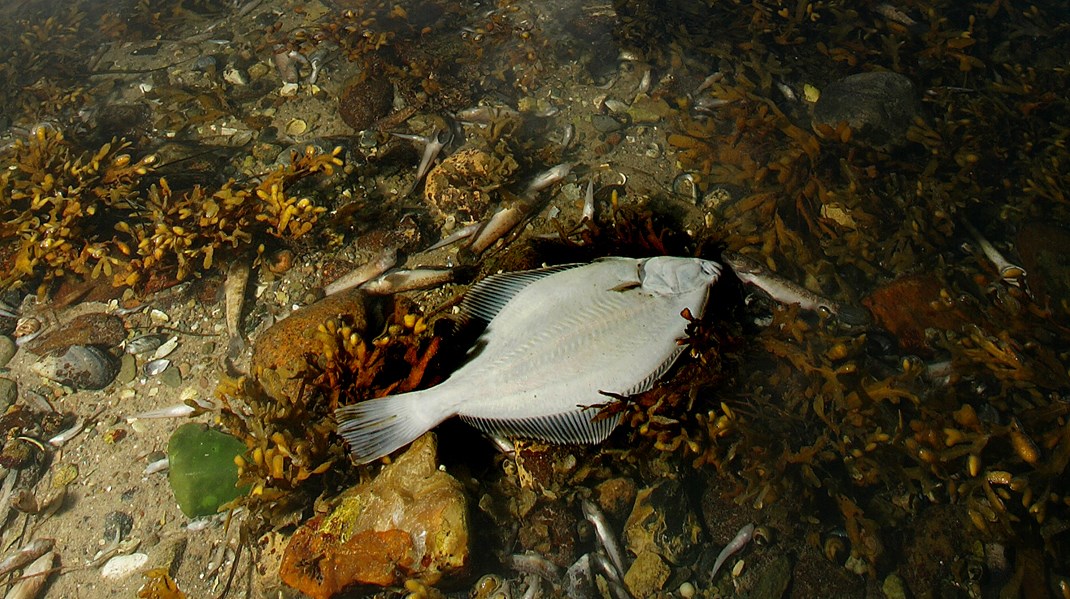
left=458, top=262, right=586, bottom=324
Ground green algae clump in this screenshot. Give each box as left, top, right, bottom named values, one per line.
left=167, top=423, right=249, bottom=518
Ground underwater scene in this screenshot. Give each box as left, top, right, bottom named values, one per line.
left=1, top=0, right=1069, bottom=597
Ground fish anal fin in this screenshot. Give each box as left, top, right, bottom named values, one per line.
left=462, top=409, right=622, bottom=446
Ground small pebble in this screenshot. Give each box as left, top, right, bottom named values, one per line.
left=160, top=366, right=183, bottom=388
left=0, top=377, right=16, bottom=411
left=0, top=335, right=16, bottom=367
left=678, top=581, right=696, bottom=598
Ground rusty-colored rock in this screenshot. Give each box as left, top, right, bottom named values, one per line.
left=24, top=312, right=126, bottom=356
left=280, top=433, right=469, bottom=598
left=861, top=274, right=975, bottom=356
left=251, top=289, right=374, bottom=403
left=338, top=76, right=393, bottom=132
left=1017, top=221, right=1070, bottom=319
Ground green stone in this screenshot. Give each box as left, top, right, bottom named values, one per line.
left=167, top=423, right=249, bottom=518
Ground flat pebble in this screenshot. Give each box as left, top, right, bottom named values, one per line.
left=0, top=335, right=15, bottom=367
left=0, top=377, right=16, bottom=410
left=101, top=552, right=148, bottom=581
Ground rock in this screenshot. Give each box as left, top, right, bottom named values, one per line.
left=0, top=377, right=16, bottom=411
left=116, top=353, right=136, bottom=385
left=24, top=312, right=126, bottom=356
left=1017, top=222, right=1070, bottom=319
left=423, top=146, right=519, bottom=223
left=0, top=335, right=15, bottom=367
left=338, top=76, right=393, bottom=132
left=748, top=554, right=792, bottom=599
left=902, top=505, right=971, bottom=599
left=624, top=479, right=701, bottom=565
left=861, top=274, right=976, bottom=356
left=167, top=423, right=249, bottom=518
left=596, top=477, right=638, bottom=521
left=812, top=71, right=916, bottom=149
left=280, top=433, right=469, bottom=598
left=624, top=550, right=670, bottom=597
left=252, top=289, right=374, bottom=403
left=30, top=345, right=119, bottom=390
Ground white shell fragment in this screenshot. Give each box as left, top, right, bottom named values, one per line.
left=152, top=336, right=179, bottom=360
left=101, top=552, right=148, bottom=581
left=336, top=256, right=722, bottom=464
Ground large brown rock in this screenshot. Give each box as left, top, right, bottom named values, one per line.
left=251, top=289, right=373, bottom=403
left=279, top=433, right=469, bottom=598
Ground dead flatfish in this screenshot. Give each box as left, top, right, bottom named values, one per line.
left=336, top=256, right=722, bottom=464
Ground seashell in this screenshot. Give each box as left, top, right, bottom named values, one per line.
left=285, top=118, right=308, bottom=136
left=14, top=316, right=40, bottom=338
left=31, top=345, right=118, bottom=390
left=101, top=552, right=148, bottom=581
left=125, top=333, right=166, bottom=355
left=142, top=358, right=171, bottom=377
left=152, top=336, right=179, bottom=360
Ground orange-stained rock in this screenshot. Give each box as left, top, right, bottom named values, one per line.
left=279, top=433, right=469, bottom=598
left=251, top=289, right=376, bottom=402
left=862, top=274, right=976, bottom=356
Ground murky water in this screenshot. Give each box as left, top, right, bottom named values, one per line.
left=1, top=0, right=1069, bottom=597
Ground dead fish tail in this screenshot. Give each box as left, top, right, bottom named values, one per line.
left=335, top=389, right=455, bottom=464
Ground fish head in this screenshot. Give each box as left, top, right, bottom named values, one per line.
left=638, top=257, right=721, bottom=296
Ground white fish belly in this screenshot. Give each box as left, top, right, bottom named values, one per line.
left=451, top=265, right=708, bottom=420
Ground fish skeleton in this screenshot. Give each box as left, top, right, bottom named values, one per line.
left=336, top=256, right=722, bottom=464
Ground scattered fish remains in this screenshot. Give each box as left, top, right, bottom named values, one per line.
left=336, top=256, right=722, bottom=464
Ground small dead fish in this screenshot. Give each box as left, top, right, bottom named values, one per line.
left=360, top=268, right=454, bottom=295
left=0, top=539, right=54, bottom=578
left=581, top=499, right=626, bottom=579
left=711, top=523, right=755, bottom=580
left=425, top=222, right=481, bottom=252
left=48, top=417, right=86, bottom=446
left=224, top=257, right=251, bottom=357
left=5, top=550, right=55, bottom=599
left=337, top=257, right=721, bottom=464
left=524, top=163, right=571, bottom=196
left=324, top=248, right=398, bottom=296
left=126, top=397, right=216, bottom=422
left=404, top=126, right=453, bottom=197
left=723, top=251, right=870, bottom=326
left=469, top=205, right=523, bottom=255
left=581, top=179, right=596, bottom=221
left=456, top=105, right=520, bottom=124
left=875, top=3, right=917, bottom=26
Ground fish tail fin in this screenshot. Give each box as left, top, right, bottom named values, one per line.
left=335, top=390, right=454, bottom=465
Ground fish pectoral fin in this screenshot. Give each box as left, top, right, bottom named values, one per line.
left=609, top=282, right=641, bottom=292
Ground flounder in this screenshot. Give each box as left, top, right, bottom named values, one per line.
left=336, top=256, right=722, bottom=464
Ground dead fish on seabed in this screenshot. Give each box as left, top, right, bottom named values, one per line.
left=336, top=256, right=722, bottom=464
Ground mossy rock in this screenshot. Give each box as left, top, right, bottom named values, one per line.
left=167, top=423, right=249, bottom=518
